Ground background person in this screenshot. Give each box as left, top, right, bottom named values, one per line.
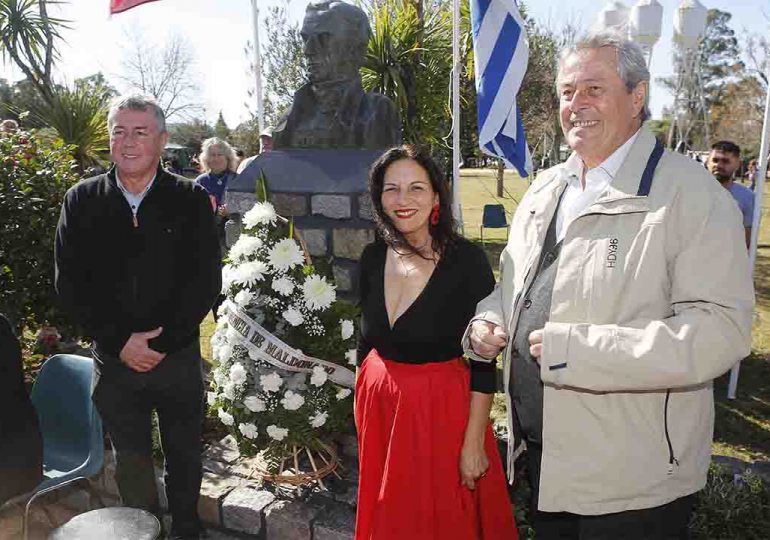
left=0, top=313, right=43, bottom=506
left=747, top=158, right=758, bottom=191
left=708, top=140, right=754, bottom=249
left=55, top=94, right=221, bottom=540
left=466, top=31, right=753, bottom=539
left=355, top=145, right=517, bottom=539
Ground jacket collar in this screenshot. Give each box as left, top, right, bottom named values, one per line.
left=531, top=126, right=658, bottom=201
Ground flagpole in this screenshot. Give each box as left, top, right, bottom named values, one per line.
left=728, top=65, right=770, bottom=399
left=451, top=0, right=463, bottom=232
left=250, top=0, right=265, bottom=134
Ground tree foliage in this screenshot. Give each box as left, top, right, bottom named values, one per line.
left=168, top=118, right=214, bottom=158
left=21, top=81, right=111, bottom=171
left=0, top=128, right=79, bottom=334
left=255, top=3, right=307, bottom=128
left=658, top=9, right=743, bottom=149
left=117, top=27, right=203, bottom=121
left=214, top=111, right=231, bottom=140
left=362, top=0, right=452, bottom=148
left=0, top=0, right=67, bottom=102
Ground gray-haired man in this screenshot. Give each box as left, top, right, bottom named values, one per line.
left=55, top=95, right=221, bottom=539
left=464, top=32, right=753, bottom=538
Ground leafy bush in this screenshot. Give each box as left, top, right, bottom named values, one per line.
left=0, top=129, right=80, bottom=334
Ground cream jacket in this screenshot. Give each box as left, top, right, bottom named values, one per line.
left=463, top=127, right=754, bottom=515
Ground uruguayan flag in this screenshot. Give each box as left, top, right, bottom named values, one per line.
left=470, top=0, right=532, bottom=177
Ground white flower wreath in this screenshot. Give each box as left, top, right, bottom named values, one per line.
left=208, top=200, right=358, bottom=466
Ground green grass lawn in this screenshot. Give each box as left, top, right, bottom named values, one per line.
left=202, top=167, right=770, bottom=462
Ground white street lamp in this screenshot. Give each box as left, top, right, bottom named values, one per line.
left=597, top=1, right=630, bottom=31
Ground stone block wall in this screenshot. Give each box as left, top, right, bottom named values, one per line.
left=225, top=190, right=375, bottom=299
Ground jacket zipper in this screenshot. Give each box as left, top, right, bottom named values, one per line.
left=664, top=389, right=679, bottom=474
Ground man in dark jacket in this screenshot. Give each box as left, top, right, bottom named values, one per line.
left=55, top=95, right=221, bottom=539
left=0, top=314, right=43, bottom=506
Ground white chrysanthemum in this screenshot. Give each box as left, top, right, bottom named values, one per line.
left=345, top=349, right=357, bottom=366
left=266, top=424, right=288, bottom=441
left=271, top=276, right=295, bottom=296
left=234, top=261, right=268, bottom=287
left=216, top=317, right=228, bottom=331
left=282, top=307, right=304, bottom=327
left=336, top=388, right=352, bottom=401
left=310, top=365, right=328, bottom=387
left=243, top=202, right=277, bottom=228
left=229, top=363, right=248, bottom=386
left=225, top=326, right=240, bottom=342
left=309, top=411, right=328, bottom=428
left=302, top=275, right=336, bottom=311
left=239, top=422, right=258, bottom=440
left=221, top=265, right=237, bottom=292
left=234, top=290, right=254, bottom=307
left=207, top=391, right=218, bottom=405
left=215, top=343, right=233, bottom=363
left=280, top=390, right=305, bottom=411
left=243, top=395, right=267, bottom=412
left=229, top=235, right=263, bottom=261
left=222, top=382, right=237, bottom=401
left=268, top=238, right=304, bottom=272
left=213, top=367, right=228, bottom=387
left=260, top=372, right=283, bottom=393
left=218, top=409, right=234, bottom=426
left=340, top=320, right=354, bottom=340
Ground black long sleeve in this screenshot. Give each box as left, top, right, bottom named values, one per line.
left=55, top=188, right=132, bottom=356
left=54, top=166, right=221, bottom=359
left=357, top=238, right=497, bottom=393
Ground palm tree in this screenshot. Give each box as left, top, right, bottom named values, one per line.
left=23, top=83, right=111, bottom=171
left=0, top=0, right=68, bottom=102
left=361, top=0, right=452, bottom=147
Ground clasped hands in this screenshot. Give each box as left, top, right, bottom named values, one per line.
left=119, top=327, right=166, bottom=372
left=469, top=320, right=544, bottom=362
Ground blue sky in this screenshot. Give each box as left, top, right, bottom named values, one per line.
left=1, top=0, right=768, bottom=127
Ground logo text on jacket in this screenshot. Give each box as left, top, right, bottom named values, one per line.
left=606, top=238, right=619, bottom=268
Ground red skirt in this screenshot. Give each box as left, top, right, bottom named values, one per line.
left=354, top=350, right=518, bottom=540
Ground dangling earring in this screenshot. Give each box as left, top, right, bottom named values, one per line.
left=430, top=204, right=440, bottom=226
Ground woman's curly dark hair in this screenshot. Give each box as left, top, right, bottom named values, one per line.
left=368, top=145, right=457, bottom=257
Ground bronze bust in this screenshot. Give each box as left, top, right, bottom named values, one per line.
left=272, top=1, right=401, bottom=150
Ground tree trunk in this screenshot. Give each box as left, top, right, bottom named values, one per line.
left=497, top=159, right=504, bottom=197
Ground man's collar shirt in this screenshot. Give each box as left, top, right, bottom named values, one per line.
left=116, top=171, right=156, bottom=217
left=555, top=129, right=640, bottom=242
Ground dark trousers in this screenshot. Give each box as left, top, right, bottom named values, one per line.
left=93, top=342, right=205, bottom=537
left=525, top=442, right=695, bottom=540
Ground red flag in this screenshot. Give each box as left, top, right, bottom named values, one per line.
left=110, top=0, right=160, bottom=14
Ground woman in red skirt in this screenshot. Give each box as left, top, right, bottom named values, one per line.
left=355, top=145, right=518, bottom=540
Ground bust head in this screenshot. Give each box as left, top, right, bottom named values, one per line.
left=301, top=1, right=370, bottom=84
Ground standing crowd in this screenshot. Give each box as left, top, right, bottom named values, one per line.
left=0, top=26, right=757, bottom=540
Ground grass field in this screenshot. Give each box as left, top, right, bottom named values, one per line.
left=202, top=167, right=770, bottom=462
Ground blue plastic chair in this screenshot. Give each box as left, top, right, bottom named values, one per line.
left=23, top=354, right=104, bottom=539
left=480, top=204, right=509, bottom=242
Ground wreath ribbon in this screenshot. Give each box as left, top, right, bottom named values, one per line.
left=227, top=305, right=355, bottom=388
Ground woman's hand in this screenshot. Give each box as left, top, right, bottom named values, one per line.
left=459, top=439, right=489, bottom=490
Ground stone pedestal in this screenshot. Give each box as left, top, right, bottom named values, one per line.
left=226, top=149, right=382, bottom=298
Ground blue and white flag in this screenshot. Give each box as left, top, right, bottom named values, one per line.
left=470, top=0, right=532, bottom=177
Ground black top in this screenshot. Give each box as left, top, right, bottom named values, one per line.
left=54, top=164, right=222, bottom=360
left=357, top=238, right=497, bottom=393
